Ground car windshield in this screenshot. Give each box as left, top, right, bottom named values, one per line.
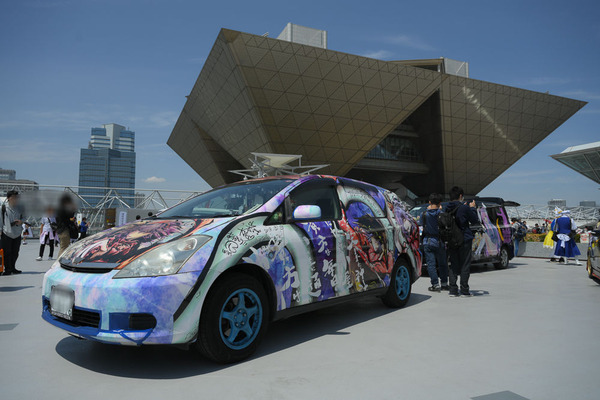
left=408, top=204, right=428, bottom=219
left=157, top=179, right=294, bottom=219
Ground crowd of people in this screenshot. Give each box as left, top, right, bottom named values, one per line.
left=419, top=186, right=478, bottom=297
left=1, top=191, right=88, bottom=275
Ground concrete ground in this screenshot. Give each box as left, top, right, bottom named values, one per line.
left=1, top=243, right=599, bottom=400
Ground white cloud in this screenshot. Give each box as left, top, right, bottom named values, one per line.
left=144, top=176, right=166, bottom=183
left=0, top=106, right=179, bottom=132
left=384, top=34, right=436, bottom=51
left=526, top=77, right=573, bottom=86
left=362, top=50, right=394, bottom=60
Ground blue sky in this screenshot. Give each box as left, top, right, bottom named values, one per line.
left=1, top=0, right=599, bottom=205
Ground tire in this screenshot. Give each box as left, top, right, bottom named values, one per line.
left=195, top=274, right=269, bottom=364
left=494, top=246, right=509, bottom=269
left=381, top=261, right=412, bottom=308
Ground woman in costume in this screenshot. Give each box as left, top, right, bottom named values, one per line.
left=553, top=210, right=581, bottom=265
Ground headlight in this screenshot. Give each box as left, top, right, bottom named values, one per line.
left=113, top=235, right=211, bottom=278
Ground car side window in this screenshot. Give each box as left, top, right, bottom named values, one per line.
left=287, top=180, right=341, bottom=221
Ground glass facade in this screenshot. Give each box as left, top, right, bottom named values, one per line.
left=78, top=125, right=136, bottom=207
left=365, top=136, right=422, bottom=162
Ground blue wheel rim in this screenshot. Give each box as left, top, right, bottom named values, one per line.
left=395, top=265, right=410, bottom=300
left=219, top=288, right=263, bottom=350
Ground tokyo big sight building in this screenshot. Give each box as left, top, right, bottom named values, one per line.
left=78, top=123, right=136, bottom=207
left=168, top=24, right=586, bottom=199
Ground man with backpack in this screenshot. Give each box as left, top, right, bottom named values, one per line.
left=420, top=193, right=449, bottom=292
left=1, top=190, right=26, bottom=275
left=512, top=218, right=527, bottom=257
left=440, top=186, right=478, bottom=297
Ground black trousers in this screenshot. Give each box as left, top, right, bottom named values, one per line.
left=1, top=234, right=22, bottom=273
left=39, top=240, right=55, bottom=258
left=447, top=239, right=472, bottom=295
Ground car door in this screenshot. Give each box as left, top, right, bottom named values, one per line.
left=283, top=178, right=347, bottom=305
left=591, top=231, right=600, bottom=274
left=337, top=179, right=394, bottom=292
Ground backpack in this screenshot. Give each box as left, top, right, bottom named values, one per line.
left=514, top=223, right=527, bottom=240
left=438, top=206, right=464, bottom=249
left=46, top=217, right=58, bottom=232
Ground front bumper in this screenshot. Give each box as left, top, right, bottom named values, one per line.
left=42, top=263, right=202, bottom=345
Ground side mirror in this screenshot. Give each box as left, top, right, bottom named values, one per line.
left=292, top=205, right=321, bottom=221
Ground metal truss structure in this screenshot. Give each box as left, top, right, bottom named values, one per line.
left=0, top=183, right=204, bottom=234
left=229, top=153, right=328, bottom=180
left=507, top=204, right=600, bottom=227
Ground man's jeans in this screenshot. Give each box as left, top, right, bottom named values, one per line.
left=447, top=239, right=473, bottom=295
left=1, top=233, right=22, bottom=273
left=514, top=239, right=520, bottom=257
left=423, top=242, right=448, bottom=286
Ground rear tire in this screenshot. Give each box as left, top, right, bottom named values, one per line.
left=195, top=274, right=269, bottom=364
left=381, top=261, right=412, bottom=308
left=494, top=246, right=509, bottom=269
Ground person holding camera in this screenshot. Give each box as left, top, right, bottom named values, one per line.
left=1, top=190, right=27, bottom=275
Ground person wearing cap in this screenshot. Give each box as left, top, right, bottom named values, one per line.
left=1, top=190, right=26, bottom=275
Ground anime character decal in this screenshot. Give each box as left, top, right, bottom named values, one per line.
left=226, top=177, right=422, bottom=312
left=60, top=219, right=208, bottom=265
left=471, top=205, right=511, bottom=259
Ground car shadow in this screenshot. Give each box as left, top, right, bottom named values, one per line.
left=54, top=293, right=431, bottom=379
left=0, top=286, right=35, bottom=292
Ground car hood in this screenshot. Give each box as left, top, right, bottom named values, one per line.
left=59, top=218, right=231, bottom=266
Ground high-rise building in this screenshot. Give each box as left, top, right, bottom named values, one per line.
left=78, top=124, right=136, bottom=207
left=580, top=200, right=597, bottom=208
left=0, top=168, right=16, bottom=181
left=548, top=199, right=567, bottom=208
left=0, top=167, right=38, bottom=194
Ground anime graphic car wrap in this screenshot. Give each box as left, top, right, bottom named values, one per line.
left=42, top=175, right=421, bottom=355
left=471, top=204, right=512, bottom=260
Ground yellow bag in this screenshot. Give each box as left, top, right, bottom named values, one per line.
left=543, top=230, right=555, bottom=249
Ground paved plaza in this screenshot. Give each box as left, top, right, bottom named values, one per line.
left=1, top=243, right=599, bottom=400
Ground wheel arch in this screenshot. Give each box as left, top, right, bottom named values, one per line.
left=206, top=263, right=278, bottom=322
left=395, top=253, right=416, bottom=283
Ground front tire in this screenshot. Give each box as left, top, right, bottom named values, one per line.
left=196, top=274, right=269, bottom=363
left=382, top=261, right=412, bottom=308
left=494, top=246, right=509, bottom=269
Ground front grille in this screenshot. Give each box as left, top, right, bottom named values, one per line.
left=46, top=299, right=101, bottom=328
left=60, top=263, right=114, bottom=274
left=72, top=308, right=101, bottom=328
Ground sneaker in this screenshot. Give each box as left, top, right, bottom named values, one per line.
left=2, top=271, right=13, bottom=276
left=449, top=292, right=460, bottom=298
left=440, top=285, right=450, bottom=291
left=36, top=256, right=43, bottom=261
left=575, top=261, right=582, bottom=266
left=460, top=292, right=473, bottom=297
left=428, top=285, right=441, bottom=292
left=47, top=257, right=54, bottom=261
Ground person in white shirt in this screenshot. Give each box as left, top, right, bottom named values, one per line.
left=37, top=207, right=57, bottom=261
left=1, top=190, right=26, bottom=275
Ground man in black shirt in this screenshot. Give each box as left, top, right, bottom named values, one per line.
left=445, top=186, right=478, bottom=297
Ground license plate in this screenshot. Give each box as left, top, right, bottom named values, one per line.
left=50, top=286, right=75, bottom=320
